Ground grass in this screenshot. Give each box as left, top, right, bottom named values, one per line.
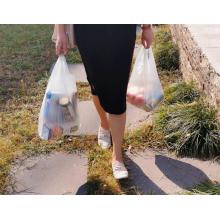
left=159, top=70, right=182, bottom=88
left=164, top=81, right=200, bottom=104
left=154, top=81, right=200, bottom=131
left=154, top=80, right=220, bottom=159
left=124, top=122, right=165, bottom=152
left=76, top=82, right=92, bottom=101
left=87, top=146, right=122, bottom=194
left=87, top=144, right=143, bottom=195
left=0, top=24, right=82, bottom=194
left=66, top=47, right=82, bottom=63
left=154, top=42, right=179, bottom=71
left=184, top=180, right=220, bottom=195
left=153, top=25, right=179, bottom=71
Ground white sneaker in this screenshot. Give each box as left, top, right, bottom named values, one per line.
left=98, top=126, right=111, bottom=149
left=112, top=161, right=128, bottom=180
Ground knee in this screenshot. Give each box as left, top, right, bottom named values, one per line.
left=99, top=96, right=127, bottom=115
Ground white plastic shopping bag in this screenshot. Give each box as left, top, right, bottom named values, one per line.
left=127, top=46, right=164, bottom=111
left=38, top=55, right=80, bottom=140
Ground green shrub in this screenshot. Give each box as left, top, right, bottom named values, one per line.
left=154, top=101, right=220, bottom=158
left=164, top=81, right=200, bottom=104
left=154, top=42, right=179, bottom=71
left=153, top=26, right=179, bottom=71
left=154, top=104, right=171, bottom=132
left=185, top=181, right=220, bottom=195
left=154, top=28, right=172, bottom=44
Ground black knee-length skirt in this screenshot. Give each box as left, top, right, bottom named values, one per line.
left=74, top=24, right=137, bottom=114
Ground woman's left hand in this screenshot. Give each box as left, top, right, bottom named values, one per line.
left=141, top=26, right=154, bottom=48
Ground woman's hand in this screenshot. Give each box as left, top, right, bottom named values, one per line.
left=141, top=25, right=154, bottom=48
left=55, top=25, right=69, bottom=55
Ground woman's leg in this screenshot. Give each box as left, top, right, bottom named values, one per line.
left=108, top=112, right=126, bottom=162
left=93, top=95, right=111, bottom=149
left=93, top=94, right=125, bottom=162
left=92, top=95, right=109, bottom=130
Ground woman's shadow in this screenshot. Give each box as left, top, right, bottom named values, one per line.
left=119, top=153, right=210, bottom=195
left=75, top=153, right=210, bottom=195
left=155, top=155, right=210, bottom=190
left=122, top=155, right=166, bottom=195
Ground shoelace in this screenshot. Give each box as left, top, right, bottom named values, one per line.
left=98, top=131, right=110, bottom=139
left=99, top=133, right=110, bottom=139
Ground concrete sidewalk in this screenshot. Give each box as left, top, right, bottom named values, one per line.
left=187, top=25, right=220, bottom=74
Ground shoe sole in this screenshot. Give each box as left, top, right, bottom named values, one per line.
left=98, top=141, right=111, bottom=149
left=113, top=174, right=129, bottom=180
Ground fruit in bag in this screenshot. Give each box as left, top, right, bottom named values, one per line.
left=127, top=46, right=164, bottom=111
left=127, top=86, right=145, bottom=106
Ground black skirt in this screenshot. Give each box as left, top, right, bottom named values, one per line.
left=74, top=24, right=137, bottom=114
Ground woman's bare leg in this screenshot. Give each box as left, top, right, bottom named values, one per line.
left=108, top=112, right=126, bottom=162
left=92, top=95, right=125, bottom=162
left=92, top=95, right=109, bottom=130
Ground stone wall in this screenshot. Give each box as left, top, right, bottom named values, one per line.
left=170, top=24, right=220, bottom=121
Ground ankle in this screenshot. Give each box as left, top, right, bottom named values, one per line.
left=112, top=155, right=123, bottom=163
left=100, top=123, right=109, bottom=131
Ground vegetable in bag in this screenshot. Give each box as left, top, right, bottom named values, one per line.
left=38, top=55, right=80, bottom=140
left=127, top=46, right=164, bottom=111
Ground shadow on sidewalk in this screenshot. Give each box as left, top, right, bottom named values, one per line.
left=75, top=182, right=88, bottom=195
left=75, top=154, right=210, bottom=195
left=155, top=155, right=210, bottom=190
left=76, top=176, right=121, bottom=195
left=124, top=156, right=166, bottom=195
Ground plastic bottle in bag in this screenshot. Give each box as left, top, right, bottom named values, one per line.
left=42, top=91, right=63, bottom=139
left=38, top=55, right=80, bottom=140
left=59, top=93, right=80, bottom=134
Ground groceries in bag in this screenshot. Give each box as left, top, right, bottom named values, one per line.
left=127, top=46, right=164, bottom=111
left=41, top=92, right=79, bottom=140
left=38, top=55, right=80, bottom=140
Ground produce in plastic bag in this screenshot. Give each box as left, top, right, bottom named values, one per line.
left=38, top=55, right=80, bottom=140
left=127, top=46, right=164, bottom=111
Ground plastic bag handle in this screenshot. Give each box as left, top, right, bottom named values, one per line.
left=144, top=47, right=150, bottom=60
left=143, top=48, right=150, bottom=62
left=58, top=54, right=65, bottom=60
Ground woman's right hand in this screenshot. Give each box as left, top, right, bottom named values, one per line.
left=56, top=32, right=68, bottom=56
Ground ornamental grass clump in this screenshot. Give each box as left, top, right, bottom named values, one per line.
left=154, top=27, right=172, bottom=44
left=164, top=81, right=200, bottom=104
left=153, top=26, right=179, bottom=71
left=185, top=181, right=220, bottom=195
left=154, top=81, right=220, bottom=158
left=154, top=101, right=220, bottom=158
left=154, top=42, right=179, bottom=71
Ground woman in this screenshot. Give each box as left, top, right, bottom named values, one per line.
left=55, top=24, right=153, bottom=180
